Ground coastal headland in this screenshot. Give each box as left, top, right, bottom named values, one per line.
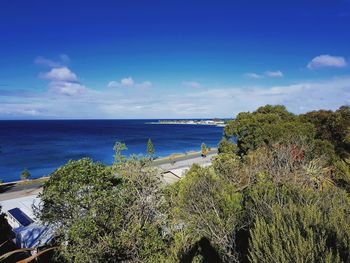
left=147, top=119, right=226, bottom=127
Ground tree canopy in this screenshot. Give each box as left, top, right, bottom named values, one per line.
left=37, top=156, right=170, bottom=262
left=36, top=104, right=350, bottom=263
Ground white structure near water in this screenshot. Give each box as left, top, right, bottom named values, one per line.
left=1, top=195, right=53, bottom=250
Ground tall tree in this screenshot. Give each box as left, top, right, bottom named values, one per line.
left=201, top=143, right=207, bottom=157
left=113, top=141, right=127, bottom=163
left=20, top=169, right=31, bottom=180
left=300, top=106, right=350, bottom=158
left=224, top=105, right=315, bottom=156
left=168, top=165, right=243, bottom=262
left=147, top=138, right=155, bottom=158
left=37, top=157, right=169, bottom=262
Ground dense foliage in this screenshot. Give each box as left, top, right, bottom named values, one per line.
left=37, top=105, right=350, bottom=262
left=20, top=169, right=31, bottom=180
left=147, top=138, right=155, bottom=158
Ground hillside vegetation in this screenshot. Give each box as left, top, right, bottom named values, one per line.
left=31, top=105, right=350, bottom=262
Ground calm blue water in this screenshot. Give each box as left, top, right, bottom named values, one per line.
left=0, top=120, right=223, bottom=182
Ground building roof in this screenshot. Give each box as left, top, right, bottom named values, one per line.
left=7, top=208, right=33, bottom=227
left=1, top=195, right=40, bottom=220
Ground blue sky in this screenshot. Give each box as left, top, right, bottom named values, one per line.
left=0, top=0, right=349, bottom=119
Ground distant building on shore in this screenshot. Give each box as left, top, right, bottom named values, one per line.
left=149, top=119, right=227, bottom=127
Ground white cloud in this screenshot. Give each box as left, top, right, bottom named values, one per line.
left=182, top=81, right=201, bottom=88
left=39, top=67, right=78, bottom=82
left=1, top=77, right=349, bottom=119
left=245, top=71, right=284, bottom=79
left=107, top=81, right=119, bottom=88
left=48, top=81, right=87, bottom=96
left=37, top=61, right=86, bottom=96
left=135, top=81, right=152, bottom=89
left=307, top=55, right=347, bottom=69
left=244, top=73, right=262, bottom=79
left=0, top=105, right=44, bottom=117
left=120, top=77, right=134, bottom=87
left=59, top=54, right=70, bottom=64
left=108, top=77, right=134, bottom=88
left=108, top=77, right=152, bottom=89
left=265, top=70, right=284, bottom=77
left=35, top=56, right=61, bottom=68
left=35, top=54, right=70, bottom=68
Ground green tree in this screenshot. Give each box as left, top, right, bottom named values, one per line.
left=113, top=141, right=127, bottom=163
left=249, top=203, right=341, bottom=263
left=201, top=143, right=207, bottom=157
left=168, top=165, right=243, bottom=261
left=300, top=106, right=350, bottom=158
left=248, top=185, right=350, bottom=263
left=224, top=105, right=315, bottom=156
left=33, top=105, right=350, bottom=262
left=37, top=159, right=117, bottom=227
left=218, top=137, right=237, bottom=154
left=37, top=157, right=169, bottom=262
left=212, top=153, right=243, bottom=186
left=333, top=158, right=350, bottom=193
left=20, top=169, right=31, bottom=180
left=147, top=138, right=155, bottom=158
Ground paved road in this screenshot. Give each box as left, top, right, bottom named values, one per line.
left=0, top=181, right=44, bottom=201
left=0, top=181, right=44, bottom=193
left=0, top=151, right=218, bottom=201
left=156, top=152, right=217, bottom=171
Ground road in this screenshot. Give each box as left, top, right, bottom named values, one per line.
left=155, top=152, right=217, bottom=170
left=0, top=151, right=218, bottom=201
left=0, top=181, right=45, bottom=201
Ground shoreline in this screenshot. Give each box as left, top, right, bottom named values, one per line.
left=147, top=122, right=225, bottom=127
left=0, top=149, right=217, bottom=201
left=0, top=148, right=218, bottom=186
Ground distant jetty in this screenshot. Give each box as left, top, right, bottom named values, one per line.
left=147, top=119, right=226, bottom=127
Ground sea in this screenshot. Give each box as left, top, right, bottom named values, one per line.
left=0, top=120, right=224, bottom=182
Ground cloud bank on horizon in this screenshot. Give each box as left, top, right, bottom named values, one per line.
left=0, top=54, right=349, bottom=119
left=108, top=77, right=152, bottom=89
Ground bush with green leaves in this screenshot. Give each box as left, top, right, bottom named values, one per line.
left=20, top=169, right=31, bottom=180
left=247, top=184, right=350, bottom=263
left=218, top=137, right=238, bottom=155
left=37, top=157, right=170, bottom=262
left=224, top=105, right=316, bottom=156
left=147, top=138, right=155, bottom=158
left=36, top=105, right=350, bottom=263
left=168, top=165, right=243, bottom=262
left=333, top=158, right=350, bottom=193
left=300, top=106, right=350, bottom=158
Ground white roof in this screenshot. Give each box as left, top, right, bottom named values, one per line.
left=0, top=195, right=40, bottom=221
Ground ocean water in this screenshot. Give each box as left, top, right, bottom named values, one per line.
left=0, top=120, right=223, bottom=182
